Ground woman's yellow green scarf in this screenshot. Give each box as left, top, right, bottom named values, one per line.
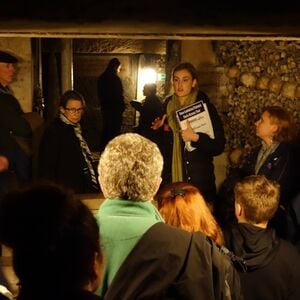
left=166, top=89, right=198, bottom=181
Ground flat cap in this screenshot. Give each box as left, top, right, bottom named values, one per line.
left=0, top=51, right=18, bottom=63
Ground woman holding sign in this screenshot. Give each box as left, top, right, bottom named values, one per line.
left=152, top=62, right=225, bottom=204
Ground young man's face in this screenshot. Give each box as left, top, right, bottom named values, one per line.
left=0, top=62, right=16, bottom=86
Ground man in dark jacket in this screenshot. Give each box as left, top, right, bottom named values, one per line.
left=97, top=58, right=125, bottom=150
left=130, top=83, right=164, bottom=144
left=224, top=175, right=300, bottom=300
left=0, top=51, right=32, bottom=186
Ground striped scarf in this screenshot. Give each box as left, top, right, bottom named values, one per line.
left=60, top=113, right=99, bottom=191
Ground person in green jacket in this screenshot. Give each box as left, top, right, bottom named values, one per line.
left=96, top=133, right=164, bottom=295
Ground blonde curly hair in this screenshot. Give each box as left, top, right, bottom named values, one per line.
left=98, top=133, right=163, bottom=201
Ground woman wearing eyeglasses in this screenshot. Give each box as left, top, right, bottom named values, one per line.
left=38, top=90, right=100, bottom=193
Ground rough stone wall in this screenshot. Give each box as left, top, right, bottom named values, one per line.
left=216, top=41, right=300, bottom=157
left=74, top=39, right=166, bottom=55
left=0, top=38, right=33, bottom=112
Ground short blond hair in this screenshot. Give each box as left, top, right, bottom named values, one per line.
left=98, top=133, right=163, bottom=201
left=234, top=175, right=280, bottom=224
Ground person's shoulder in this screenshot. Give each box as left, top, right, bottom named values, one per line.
left=146, top=221, right=191, bottom=239
left=164, top=95, right=172, bottom=107
left=276, top=142, right=292, bottom=154
left=0, top=91, right=18, bottom=106
left=196, top=91, right=210, bottom=103
left=278, top=238, right=300, bottom=258
left=275, top=239, right=300, bottom=280
left=46, top=118, right=62, bottom=128
left=44, top=118, right=70, bottom=134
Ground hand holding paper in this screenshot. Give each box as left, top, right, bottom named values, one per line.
left=180, top=120, right=199, bottom=142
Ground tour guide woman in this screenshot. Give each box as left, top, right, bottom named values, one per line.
left=152, top=62, right=225, bottom=203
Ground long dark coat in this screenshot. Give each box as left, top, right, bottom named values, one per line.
left=38, top=118, right=92, bottom=193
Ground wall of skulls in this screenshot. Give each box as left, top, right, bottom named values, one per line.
left=216, top=41, right=300, bottom=158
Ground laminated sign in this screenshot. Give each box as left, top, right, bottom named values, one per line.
left=176, top=101, right=215, bottom=151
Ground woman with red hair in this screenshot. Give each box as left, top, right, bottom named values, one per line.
left=156, top=181, right=224, bottom=246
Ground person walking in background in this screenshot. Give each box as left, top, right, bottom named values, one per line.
left=152, top=62, right=225, bottom=204
left=97, top=58, right=125, bottom=150
left=224, top=175, right=300, bottom=300
left=0, top=183, right=103, bottom=300
left=38, top=90, right=99, bottom=194
left=0, top=51, right=32, bottom=186
left=130, top=83, right=164, bottom=144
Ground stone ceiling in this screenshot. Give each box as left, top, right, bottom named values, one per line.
left=0, top=1, right=300, bottom=39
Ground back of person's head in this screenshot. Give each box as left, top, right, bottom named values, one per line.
left=263, top=106, right=295, bottom=142
left=156, top=182, right=224, bottom=246
left=106, top=58, right=121, bottom=72
left=0, top=183, right=101, bottom=299
left=59, top=89, right=86, bottom=109
left=234, top=175, right=280, bottom=224
left=98, top=133, right=163, bottom=202
left=172, top=62, right=198, bottom=80
left=143, top=83, right=157, bottom=96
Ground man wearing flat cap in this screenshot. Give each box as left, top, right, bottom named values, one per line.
left=0, top=50, right=32, bottom=191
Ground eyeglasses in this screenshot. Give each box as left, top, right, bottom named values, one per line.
left=65, top=107, right=84, bottom=114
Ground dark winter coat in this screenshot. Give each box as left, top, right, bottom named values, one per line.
left=97, top=69, right=125, bottom=113
left=161, top=91, right=225, bottom=202
left=224, top=223, right=300, bottom=300
left=131, top=95, right=164, bottom=143
left=0, top=85, right=32, bottom=184
left=97, top=67, right=125, bottom=147
left=242, top=142, right=294, bottom=206
left=105, top=222, right=242, bottom=300
left=0, top=84, right=32, bottom=150
left=38, top=118, right=93, bottom=193
left=17, top=290, right=102, bottom=300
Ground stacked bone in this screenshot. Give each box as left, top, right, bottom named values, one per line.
left=216, top=41, right=300, bottom=161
